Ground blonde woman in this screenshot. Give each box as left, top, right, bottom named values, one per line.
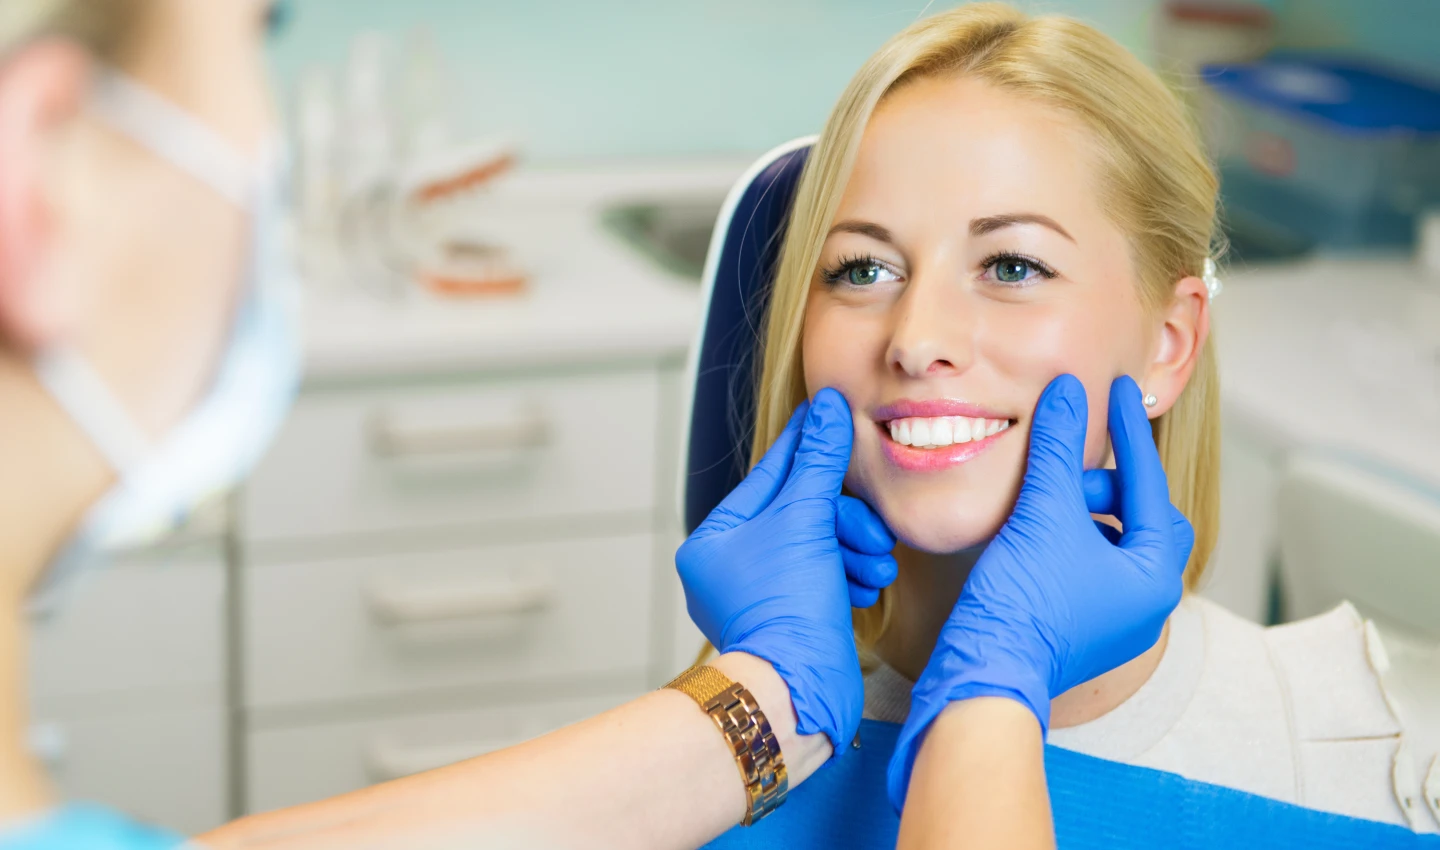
left=0, top=1, right=1192, bottom=848
left=748, top=1, right=1438, bottom=834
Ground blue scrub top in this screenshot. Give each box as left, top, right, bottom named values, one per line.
left=0, top=805, right=187, bottom=850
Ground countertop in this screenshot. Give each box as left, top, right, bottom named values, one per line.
left=299, top=160, right=749, bottom=382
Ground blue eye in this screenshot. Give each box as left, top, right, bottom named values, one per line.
left=823, top=257, right=901, bottom=288
left=847, top=263, right=883, bottom=285
left=983, top=252, right=1057, bottom=286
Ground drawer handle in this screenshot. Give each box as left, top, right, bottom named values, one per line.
left=367, top=407, right=552, bottom=460
left=365, top=737, right=510, bottom=781
left=366, top=577, right=555, bottom=625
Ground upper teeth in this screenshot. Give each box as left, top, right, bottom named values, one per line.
left=888, top=416, right=1009, bottom=448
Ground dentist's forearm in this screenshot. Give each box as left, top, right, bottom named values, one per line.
left=897, top=697, right=1055, bottom=850
left=199, top=652, right=831, bottom=850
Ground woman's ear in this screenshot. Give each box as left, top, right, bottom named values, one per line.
left=1140, top=274, right=1210, bottom=419
left=0, top=39, right=90, bottom=351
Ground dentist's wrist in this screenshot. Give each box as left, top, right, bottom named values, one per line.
left=711, top=652, right=834, bottom=786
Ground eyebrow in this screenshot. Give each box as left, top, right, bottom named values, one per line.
left=828, top=212, right=1075, bottom=245
left=969, top=212, right=1075, bottom=243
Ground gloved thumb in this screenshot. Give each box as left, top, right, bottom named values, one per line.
left=1016, top=375, right=1088, bottom=508
left=778, top=388, right=855, bottom=502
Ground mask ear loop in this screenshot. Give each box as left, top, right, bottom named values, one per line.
left=89, top=68, right=256, bottom=208
left=33, top=348, right=151, bottom=474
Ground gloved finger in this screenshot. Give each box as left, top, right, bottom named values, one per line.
left=1015, top=375, right=1089, bottom=511
left=1107, top=377, right=1174, bottom=553
left=849, top=583, right=881, bottom=609
left=837, top=495, right=896, bottom=555
left=706, top=401, right=809, bottom=528
left=1170, top=504, right=1196, bottom=577
left=1093, top=519, right=1122, bottom=546
left=843, top=547, right=898, bottom=591
left=777, top=388, right=855, bottom=503
left=1088, top=470, right=1195, bottom=570
left=1082, top=468, right=1119, bottom=516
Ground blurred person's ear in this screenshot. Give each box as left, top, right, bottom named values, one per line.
left=0, top=40, right=90, bottom=351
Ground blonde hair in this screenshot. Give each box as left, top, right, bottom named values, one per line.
left=750, top=3, right=1222, bottom=653
left=0, top=0, right=143, bottom=61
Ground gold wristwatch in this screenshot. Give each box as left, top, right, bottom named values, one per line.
left=664, top=665, right=788, bottom=826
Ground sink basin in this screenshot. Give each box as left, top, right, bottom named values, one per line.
left=601, top=197, right=725, bottom=282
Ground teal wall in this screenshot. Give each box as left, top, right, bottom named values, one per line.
left=267, top=0, right=1164, bottom=163
left=1273, top=0, right=1440, bottom=82
left=267, top=0, right=1434, bottom=165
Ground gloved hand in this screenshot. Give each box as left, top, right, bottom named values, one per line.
left=886, top=374, right=1194, bottom=810
left=677, top=388, right=897, bottom=755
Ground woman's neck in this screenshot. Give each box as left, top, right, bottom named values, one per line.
left=875, top=544, right=1169, bottom=730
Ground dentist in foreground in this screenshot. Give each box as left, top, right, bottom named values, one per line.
left=0, top=1, right=1190, bottom=848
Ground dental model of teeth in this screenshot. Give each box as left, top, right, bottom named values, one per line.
left=887, top=416, right=1010, bottom=448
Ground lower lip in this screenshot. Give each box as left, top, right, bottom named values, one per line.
left=877, top=423, right=1013, bottom=472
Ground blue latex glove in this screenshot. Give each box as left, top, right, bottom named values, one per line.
left=886, top=374, right=1195, bottom=810
left=677, top=388, right=897, bottom=754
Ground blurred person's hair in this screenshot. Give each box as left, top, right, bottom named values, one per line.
left=749, top=2, right=1224, bottom=658
left=0, top=0, right=145, bottom=60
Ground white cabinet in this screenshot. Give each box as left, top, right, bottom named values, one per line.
left=244, top=534, right=656, bottom=708
left=31, top=707, right=227, bottom=836
left=28, top=540, right=228, bottom=835
left=247, top=692, right=634, bottom=812
left=241, top=370, right=660, bottom=544
left=237, top=361, right=686, bottom=815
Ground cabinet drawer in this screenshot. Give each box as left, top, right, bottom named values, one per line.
left=247, top=691, right=634, bottom=812
left=29, top=545, right=224, bottom=708
left=241, top=369, right=659, bottom=544
left=244, top=534, right=655, bottom=709
left=31, top=706, right=226, bottom=835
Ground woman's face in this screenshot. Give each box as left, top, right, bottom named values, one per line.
left=802, top=75, right=1157, bottom=553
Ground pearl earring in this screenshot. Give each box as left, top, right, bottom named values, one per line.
left=1143, top=393, right=1158, bottom=408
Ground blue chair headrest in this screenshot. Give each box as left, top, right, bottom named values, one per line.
left=681, top=137, right=815, bottom=534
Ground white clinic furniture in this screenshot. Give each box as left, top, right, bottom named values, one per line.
left=27, top=162, right=735, bottom=832
left=1204, top=255, right=1440, bottom=625
left=1277, top=451, right=1440, bottom=638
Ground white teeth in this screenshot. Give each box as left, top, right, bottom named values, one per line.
left=884, top=415, right=1010, bottom=449
left=910, top=419, right=932, bottom=448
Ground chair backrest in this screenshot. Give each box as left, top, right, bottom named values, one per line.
left=679, top=137, right=814, bottom=534
left=1277, top=451, right=1440, bottom=639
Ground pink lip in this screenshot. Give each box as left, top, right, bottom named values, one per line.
left=870, top=398, right=1017, bottom=473
left=871, top=398, right=1012, bottom=421
left=877, top=425, right=1012, bottom=472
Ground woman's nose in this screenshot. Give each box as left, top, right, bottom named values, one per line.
left=886, top=274, right=975, bottom=379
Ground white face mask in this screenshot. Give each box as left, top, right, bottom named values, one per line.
left=30, top=70, right=302, bottom=602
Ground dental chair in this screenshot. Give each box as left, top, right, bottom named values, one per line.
left=682, top=139, right=1438, bottom=849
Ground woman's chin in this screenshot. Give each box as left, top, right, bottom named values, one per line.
left=883, top=507, right=1005, bottom=555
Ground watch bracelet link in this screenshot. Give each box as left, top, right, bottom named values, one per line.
left=664, top=664, right=789, bottom=826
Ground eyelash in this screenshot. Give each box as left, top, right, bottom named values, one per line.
left=819, top=251, right=1059, bottom=287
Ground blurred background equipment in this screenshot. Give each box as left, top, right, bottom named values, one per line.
left=1202, top=53, right=1440, bottom=257
left=26, top=0, right=1440, bottom=836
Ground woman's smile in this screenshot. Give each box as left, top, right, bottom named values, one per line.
left=872, top=398, right=1017, bottom=472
